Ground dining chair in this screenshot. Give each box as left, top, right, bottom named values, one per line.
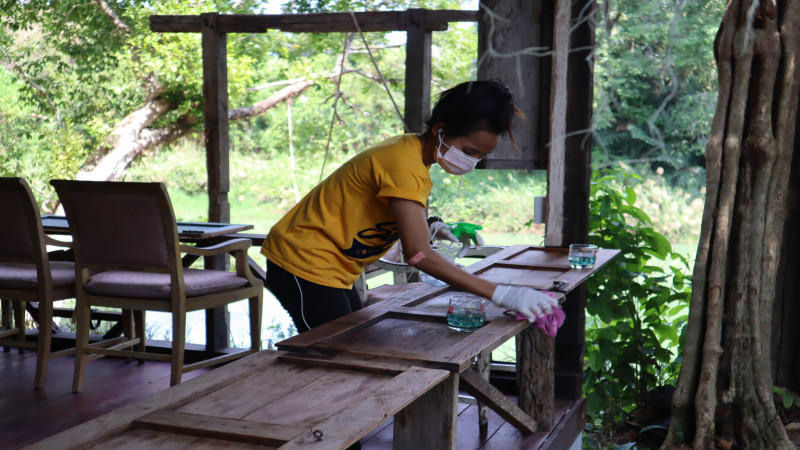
left=0, top=177, right=76, bottom=389
left=51, top=179, right=263, bottom=392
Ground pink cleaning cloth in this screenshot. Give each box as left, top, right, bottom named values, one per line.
left=503, top=291, right=567, bottom=337
left=533, top=306, right=566, bottom=337
left=504, top=307, right=566, bottom=337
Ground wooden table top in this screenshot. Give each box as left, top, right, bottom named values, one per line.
left=41, top=214, right=254, bottom=241
left=277, top=245, right=620, bottom=373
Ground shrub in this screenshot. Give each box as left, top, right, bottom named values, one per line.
left=583, top=168, right=693, bottom=431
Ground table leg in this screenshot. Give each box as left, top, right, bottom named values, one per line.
left=393, top=372, right=458, bottom=450
left=459, top=368, right=537, bottom=434
left=2, top=300, right=12, bottom=352
left=474, top=352, right=490, bottom=438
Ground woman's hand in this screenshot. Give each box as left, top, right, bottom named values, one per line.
left=491, top=284, right=559, bottom=321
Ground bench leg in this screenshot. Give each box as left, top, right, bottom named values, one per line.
left=393, top=372, right=458, bottom=450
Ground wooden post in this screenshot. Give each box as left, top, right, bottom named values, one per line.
left=404, top=8, right=431, bottom=134
left=201, top=13, right=231, bottom=351
left=552, top=0, right=595, bottom=403
left=393, top=372, right=458, bottom=449
left=517, top=327, right=555, bottom=431
left=536, top=0, right=597, bottom=413
left=406, top=8, right=431, bottom=284
left=474, top=352, right=491, bottom=437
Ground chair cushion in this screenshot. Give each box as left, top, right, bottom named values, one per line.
left=84, top=268, right=250, bottom=299
left=0, top=261, right=75, bottom=289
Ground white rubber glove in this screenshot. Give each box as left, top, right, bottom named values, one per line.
left=491, top=284, right=559, bottom=322
left=429, top=221, right=458, bottom=243
left=456, top=231, right=484, bottom=258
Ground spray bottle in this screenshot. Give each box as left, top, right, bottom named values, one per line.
left=420, top=221, right=483, bottom=287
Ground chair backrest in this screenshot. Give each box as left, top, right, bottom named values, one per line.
left=0, top=177, right=47, bottom=266
left=50, top=180, right=181, bottom=272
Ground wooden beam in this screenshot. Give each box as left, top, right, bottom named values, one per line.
left=544, top=0, right=571, bottom=247
left=553, top=0, right=595, bottom=403
left=201, top=13, right=231, bottom=351
left=404, top=9, right=432, bottom=133
left=460, top=368, right=538, bottom=434
left=150, top=10, right=479, bottom=34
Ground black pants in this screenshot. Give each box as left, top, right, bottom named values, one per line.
left=265, top=259, right=363, bottom=333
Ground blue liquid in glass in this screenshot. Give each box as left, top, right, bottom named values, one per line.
left=569, top=255, right=596, bottom=269
left=447, top=310, right=485, bottom=332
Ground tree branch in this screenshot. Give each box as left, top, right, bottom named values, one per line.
left=93, top=0, right=131, bottom=34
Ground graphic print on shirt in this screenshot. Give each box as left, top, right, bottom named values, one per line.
left=340, top=221, right=398, bottom=259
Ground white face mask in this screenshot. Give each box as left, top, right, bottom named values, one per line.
left=435, top=133, right=481, bottom=175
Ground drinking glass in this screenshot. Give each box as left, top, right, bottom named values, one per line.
left=569, top=244, right=598, bottom=269
left=447, top=296, right=486, bottom=332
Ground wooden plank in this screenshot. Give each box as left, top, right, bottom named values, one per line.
left=176, top=361, right=377, bottom=421
left=477, top=0, right=546, bottom=169
left=282, top=366, right=450, bottom=449
left=25, top=351, right=283, bottom=450
left=308, top=341, right=462, bottom=373
left=27, top=352, right=450, bottom=449
left=150, top=10, right=479, bottom=34
left=544, top=0, right=571, bottom=247
left=86, top=428, right=208, bottom=449
left=133, top=410, right=303, bottom=446
left=539, top=398, right=587, bottom=450
left=297, top=307, right=526, bottom=374
left=275, top=297, right=399, bottom=350
left=460, top=368, right=537, bottom=434
left=276, top=353, right=414, bottom=375
left=392, top=372, right=459, bottom=450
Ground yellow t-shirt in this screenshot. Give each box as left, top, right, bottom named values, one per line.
left=261, top=134, right=432, bottom=289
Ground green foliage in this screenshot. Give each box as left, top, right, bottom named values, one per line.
left=583, top=168, right=693, bottom=429
left=773, top=386, right=800, bottom=409
left=593, top=0, right=724, bottom=190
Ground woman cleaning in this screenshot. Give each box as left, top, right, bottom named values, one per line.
left=262, top=80, right=557, bottom=332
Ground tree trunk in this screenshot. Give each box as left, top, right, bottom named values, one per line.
left=665, top=0, right=800, bottom=448
left=76, top=33, right=356, bottom=182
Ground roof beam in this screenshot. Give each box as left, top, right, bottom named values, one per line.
left=150, top=10, right=478, bottom=34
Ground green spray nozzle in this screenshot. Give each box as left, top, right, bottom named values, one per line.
left=448, top=222, right=483, bottom=241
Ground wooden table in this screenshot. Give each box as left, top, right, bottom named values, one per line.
left=26, top=350, right=450, bottom=450
left=277, top=244, right=619, bottom=448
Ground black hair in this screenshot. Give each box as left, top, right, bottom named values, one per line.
left=425, top=80, right=520, bottom=141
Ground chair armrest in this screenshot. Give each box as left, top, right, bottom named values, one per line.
left=45, top=235, right=73, bottom=248
left=180, top=238, right=251, bottom=256
left=180, top=239, right=261, bottom=286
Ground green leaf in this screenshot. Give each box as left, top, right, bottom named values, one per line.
left=625, top=185, right=637, bottom=205
left=587, top=351, right=607, bottom=372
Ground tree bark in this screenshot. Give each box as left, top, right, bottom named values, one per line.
left=76, top=98, right=175, bottom=181
left=665, top=0, right=800, bottom=447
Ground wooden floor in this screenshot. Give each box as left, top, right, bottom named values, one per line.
left=0, top=347, right=579, bottom=449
